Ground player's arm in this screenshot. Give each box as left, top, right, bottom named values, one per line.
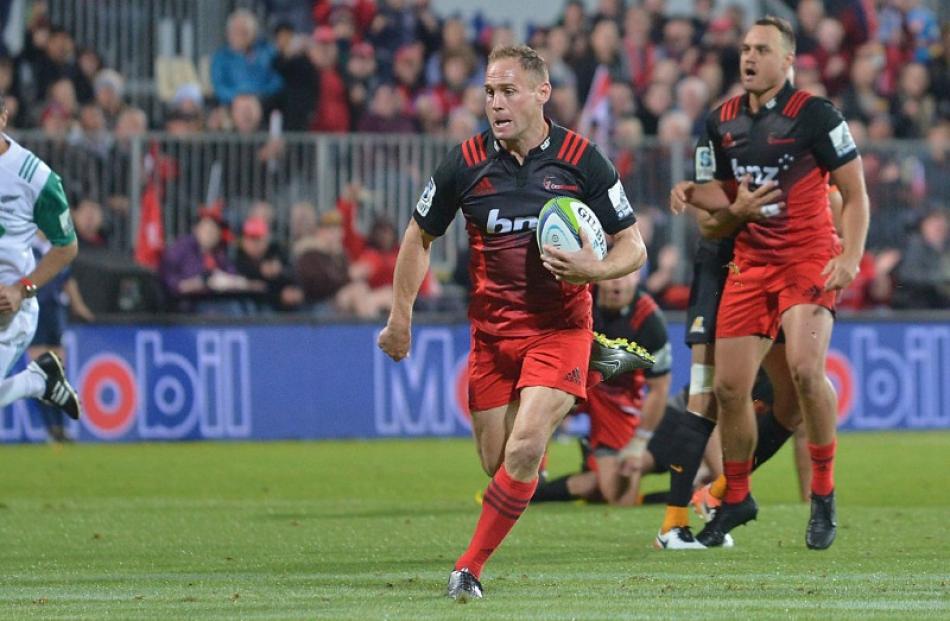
left=823, top=159, right=869, bottom=290
left=0, top=172, right=78, bottom=315
left=378, top=220, right=435, bottom=361
left=688, top=178, right=786, bottom=238
left=805, top=100, right=869, bottom=291
left=545, top=145, right=646, bottom=283
left=378, top=156, right=459, bottom=361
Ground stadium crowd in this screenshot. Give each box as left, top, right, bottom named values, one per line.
left=0, top=0, right=947, bottom=316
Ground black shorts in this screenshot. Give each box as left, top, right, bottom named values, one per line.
left=31, top=302, right=65, bottom=347
left=685, top=238, right=734, bottom=346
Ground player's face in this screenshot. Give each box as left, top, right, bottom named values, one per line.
left=597, top=271, right=639, bottom=310
left=740, top=26, right=794, bottom=94
left=484, top=59, right=550, bottom=142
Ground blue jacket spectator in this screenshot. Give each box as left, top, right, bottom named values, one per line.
left=211, top=9, right=283, bottom=105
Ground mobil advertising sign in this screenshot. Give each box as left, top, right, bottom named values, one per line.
left=0, top=319, right=947, bottom=443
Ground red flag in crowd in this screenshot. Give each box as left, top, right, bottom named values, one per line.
left=134, top=142, right=165, bottom=269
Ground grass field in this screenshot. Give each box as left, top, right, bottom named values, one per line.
left=1, top=432, right=948, bottom=620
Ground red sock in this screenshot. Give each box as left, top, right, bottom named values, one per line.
left=723, top=460, right=753, bottom=504
left=455, top=465, right=537, bottom=579
left=808, top=439, right=836, bottom=496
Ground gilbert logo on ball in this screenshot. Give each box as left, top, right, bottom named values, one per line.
left=537, top=196, right=607, bottom=260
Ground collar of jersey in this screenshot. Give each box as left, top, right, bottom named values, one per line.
left=743, top=80, right=796, bottom=118
left=490, top=118, right=556, bottom=160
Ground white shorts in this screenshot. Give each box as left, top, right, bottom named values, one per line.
left=0, top=298, right=38, bottom=376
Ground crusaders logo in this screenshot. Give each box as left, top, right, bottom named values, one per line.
left=543, top=176, right=580, bottom=193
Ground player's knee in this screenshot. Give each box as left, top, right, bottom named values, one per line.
left=789, top=360, right=825, bottom=394
left=479, top=452, right=503, bottom=477
left=713, top=375, right=747, bottom=408
left=504, top=435, right=546, bottom=475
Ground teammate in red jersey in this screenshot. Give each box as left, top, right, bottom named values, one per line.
left=531, top=271, right=672, bottom=507
left=677, top=17, right=869, bottom=550
left=377, top=45, right=647, bottom=600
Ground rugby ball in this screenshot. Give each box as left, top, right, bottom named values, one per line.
left=537, top=196, right=607, bottom=260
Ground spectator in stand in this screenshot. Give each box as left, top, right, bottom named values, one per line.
left=160, top=208, right=254, bottom=314
left=414, top=91, right=445, bottom=136
left=637, top=82, right=673, bottom=136
left=337, top=184, right=437, bottom=315
left=921, top=123, right=950, bottom=204
left=293, top=209, right=384, bottom=318
left=289, top=201, right=319, bottom=251
left=894, top=209, right=950, bottom=309
left=795, top=0, right=824, bottom=55
left=700, top=16, right=739, bottom=95
left=424, top=17, right=469, bottom=86
left=34, top=27, right=87, bottom=106
left=841, top=46, right=889, bottom=124
left=107, top=107, right=147, bottom=217
left=674, top=76, right=709, bottom=137
left=72, top=199, right=109, bottom=252
left=76, top=48, right=102, bottom=101
left=367, top=0, right=420, bottom=78
left=235, top=215, right=304, bottom=312
left=543, top=26, right=578, bottom=92
left=430, top=50, right=475, bottom=118
left=41, top=77, right=78, bottom=135
left=892, top=62, right=937, bottom=138
left=307, top=26, right=349, bottom=133
left=878, top=0, right=940, bottom=65
left=446, top=107, right=479, bottom=143
left=272, top=21, right=315, bottom=132
left=793, top=55, right=826, bottom=97
left=93, top=69, right=125, bottom=130
left=657, top=17, right=698, bottom=78
left=813, top=17, right=850, bottom=97
left=572, top=18, right=628, bottom=107
left=231, top=93, right=263, bottom=134
left=73, top=104, right=110, bottom=158
left=392, top=43, right=425, bottom=117
left=622, top=5, right=656, bottom=94
left=547, top=81, right=580, bottom=129
left=211, top=9, right=283, bottom=106
left=357, top=84, right=416, bottom=133
left=344, top=42, right=379, bottom=127
left=169, top=82, right=205, bottom=121
left=930, top=25, right=950, bottom=119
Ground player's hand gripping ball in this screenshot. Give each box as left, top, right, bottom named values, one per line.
left=536, top=196, right=607, bottom=259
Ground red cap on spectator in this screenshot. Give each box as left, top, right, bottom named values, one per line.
left=395, top=43, right=422, bottom=64
left=242, top=216, right=269, bottom=238
left=313, top=26, right=335, bottom=44
left=709, top=17, right=732, bottom=33
left=352, top=42, right=374, bottom=58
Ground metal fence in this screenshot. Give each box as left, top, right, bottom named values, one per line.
left=9, top=130, right=947, bottom=275
left=47, top=0, right=263, bottom=118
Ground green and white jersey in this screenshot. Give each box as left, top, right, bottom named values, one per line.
left=0, top=134, right=76, bottom=285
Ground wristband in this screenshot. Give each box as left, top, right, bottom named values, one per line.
left=19, top=277, right=37, bottom=298
left=635, top=428, right=654, bottom=440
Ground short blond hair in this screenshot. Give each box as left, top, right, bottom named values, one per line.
left=487, top=45, right=549, bottom=84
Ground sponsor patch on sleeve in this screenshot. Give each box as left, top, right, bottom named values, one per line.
left=829, top=121, right=856, bottom=158
left=607, top=180, right=633, bottom=219
left=416, top=177, right=435, bottom=217
left=695, top=143, right=715, bottom=181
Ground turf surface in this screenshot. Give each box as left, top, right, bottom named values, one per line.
left=1, top=432, right=947, bottom=620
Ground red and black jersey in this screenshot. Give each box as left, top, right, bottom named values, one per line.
left=590, top=289, right=672, bottom=412
left=694, top=81, right=859, bottom=264
left=414, top=121, right=638, bottom=336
